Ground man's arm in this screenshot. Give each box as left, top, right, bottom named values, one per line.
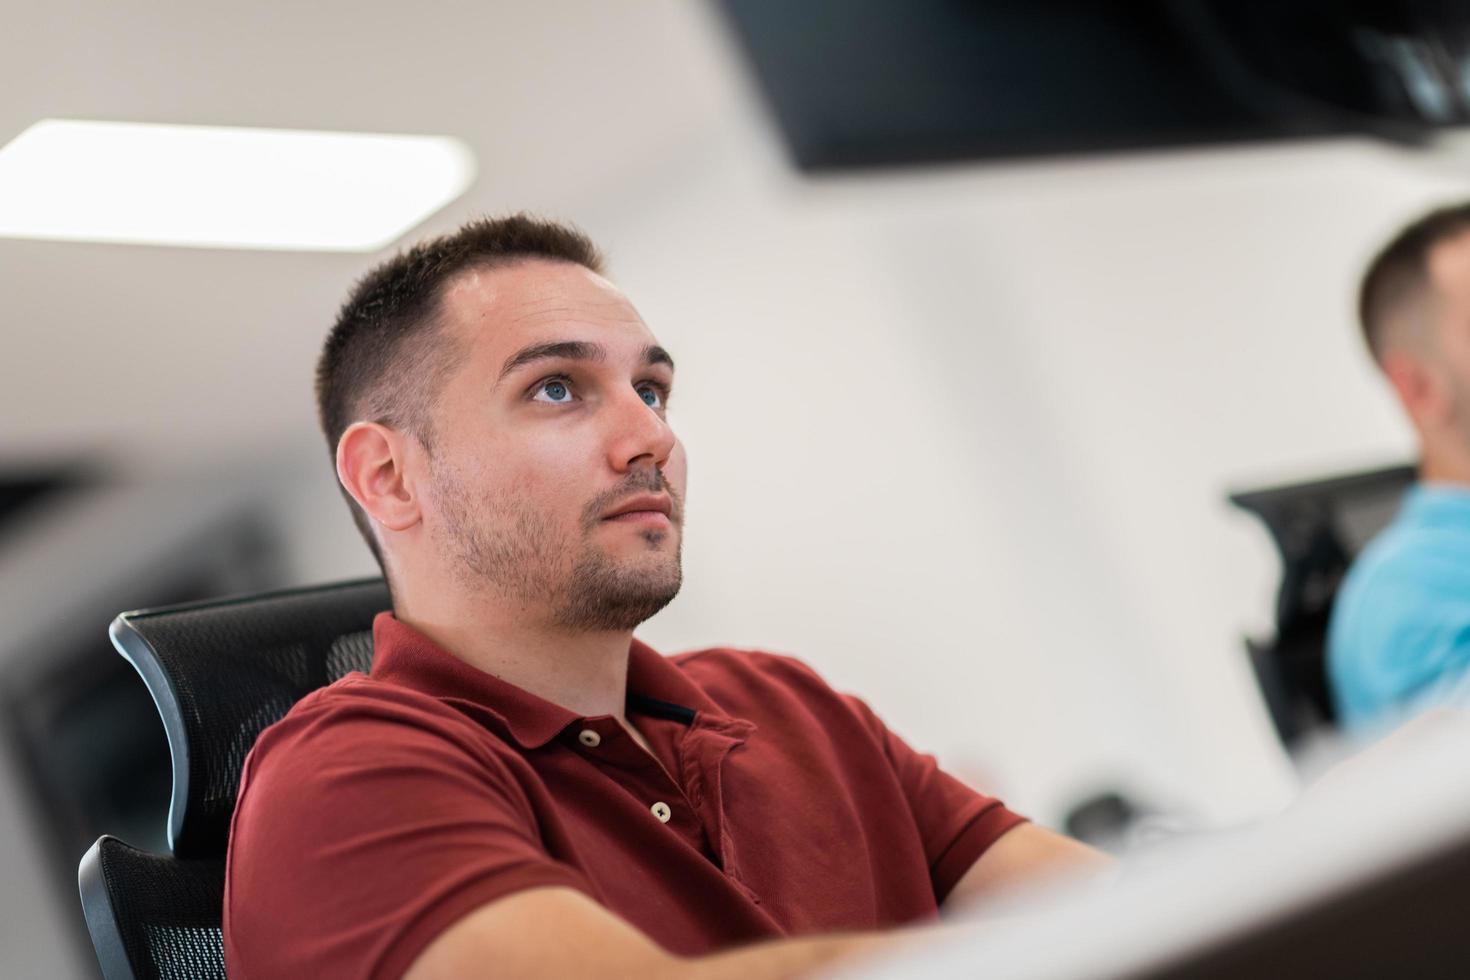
left=403, top=886, right=912, bottom=980
left=405, top=828, right=1111, bottom=980
left=944, top=823, right=1114, bottom=909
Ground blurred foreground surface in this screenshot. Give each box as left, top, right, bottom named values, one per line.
left=844, top=713, right=1470, bottom=979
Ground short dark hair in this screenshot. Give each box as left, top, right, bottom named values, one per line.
left=316, top=213, right=605, bottom=571
left=1359, top=202, right=1470, bottom=361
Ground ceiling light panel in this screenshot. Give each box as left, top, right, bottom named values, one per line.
left=0, top=119, right=476, bottom=251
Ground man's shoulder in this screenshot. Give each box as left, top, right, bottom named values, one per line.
left=1340, top=515, right=1470, bottom=613
left=267, top=670, right=472, bottom=732
left=668, top=646, right=830, bottom=689
left=1329, top=509, right=1470, bottom=721
left=664, top=646, right=871, bottom=724
left=241, top=672, right=506, bottom=786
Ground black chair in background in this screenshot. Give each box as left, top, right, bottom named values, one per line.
left=1229, top=463, right=1415, bottom=748
left=1065, top=462, right=1416, bottom=850
left=77, top=578, right=390, bottom=980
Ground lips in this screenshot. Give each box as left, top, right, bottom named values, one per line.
left=602, top=494, right=674, bottom=521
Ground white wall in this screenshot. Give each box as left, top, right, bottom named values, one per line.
left=582, top=132, right=1470, bottom=826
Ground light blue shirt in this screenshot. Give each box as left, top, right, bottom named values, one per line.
left=1328, top=482, right=1470, bottom=733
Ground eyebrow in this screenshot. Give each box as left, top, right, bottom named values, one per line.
left=497, top=340, right=675, bottom=382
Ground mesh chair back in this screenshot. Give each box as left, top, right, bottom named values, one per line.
left=1229, top=464, right=1414, bottom=745
left=79, top=835, right=227, bottom=980
left=108, top=577, right=390, bottom=858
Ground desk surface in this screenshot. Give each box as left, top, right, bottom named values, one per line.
left=844, top=716, right=1470, bottom=980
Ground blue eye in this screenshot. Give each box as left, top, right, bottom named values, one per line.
left=637, top=385, right=663, bottom=409
left=534, top=379, right=573, bottom=403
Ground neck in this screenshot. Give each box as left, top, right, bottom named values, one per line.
left=1420, top=434, right=1470, bottom=487
left=393, top=582, right=637, bottom=723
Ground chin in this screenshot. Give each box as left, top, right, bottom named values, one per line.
left=556, top=574, right=683, bottom=632
left=554, top=541, right=683, bottom=632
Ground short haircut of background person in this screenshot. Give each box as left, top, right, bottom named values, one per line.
left=226, top=214, right=1110, bottom=979
left=1330, top=202, right=1470, bottom=730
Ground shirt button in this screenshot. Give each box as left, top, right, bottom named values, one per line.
left=651, top=801, right=672, bottom=823
left=578, top=729, right=601, bottom=748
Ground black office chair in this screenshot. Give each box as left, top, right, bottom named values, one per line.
left=77, top=577, right=390, bottom=980
left=1229, top=463, right=1414, bottom=747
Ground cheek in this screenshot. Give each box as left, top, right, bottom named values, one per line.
left=666, top=439, right=689, bottom=497
left=469, top=432, right=595, bottom=515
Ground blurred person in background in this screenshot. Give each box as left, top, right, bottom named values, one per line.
left=223, top=214, right=1107, bottom=979
left=1330, top=202, right=1470, bottom=732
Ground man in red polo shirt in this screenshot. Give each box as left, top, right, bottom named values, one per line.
left=224, top=215, right=1107, bottom=979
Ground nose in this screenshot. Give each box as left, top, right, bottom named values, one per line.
left=606, top=387, right=676, bottom=474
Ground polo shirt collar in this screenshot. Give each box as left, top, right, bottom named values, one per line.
left=368, top=612, right=730, bottom=749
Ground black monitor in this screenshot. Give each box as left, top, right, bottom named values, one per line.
left=718, top=1, right=1470, bottom=171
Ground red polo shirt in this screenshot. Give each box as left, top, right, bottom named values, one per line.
left=224, top=614, right=1025, bottom=979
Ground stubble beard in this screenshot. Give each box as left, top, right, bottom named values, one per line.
left=431, top=461, right=683, bottom=632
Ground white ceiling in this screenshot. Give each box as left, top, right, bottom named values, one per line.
left=1, top=0, right=760, bottom=466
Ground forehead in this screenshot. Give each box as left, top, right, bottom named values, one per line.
left=438, top=259, right=655, bottom=357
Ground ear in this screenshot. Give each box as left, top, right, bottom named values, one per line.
left=1382, top=349, right=1452, bottom=428
left=336, top=422, right=422, bottom=533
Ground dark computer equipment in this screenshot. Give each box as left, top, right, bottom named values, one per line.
left=718, top=1, right=1470, bottom=172
left=0, top=468, right=91, bottom=532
